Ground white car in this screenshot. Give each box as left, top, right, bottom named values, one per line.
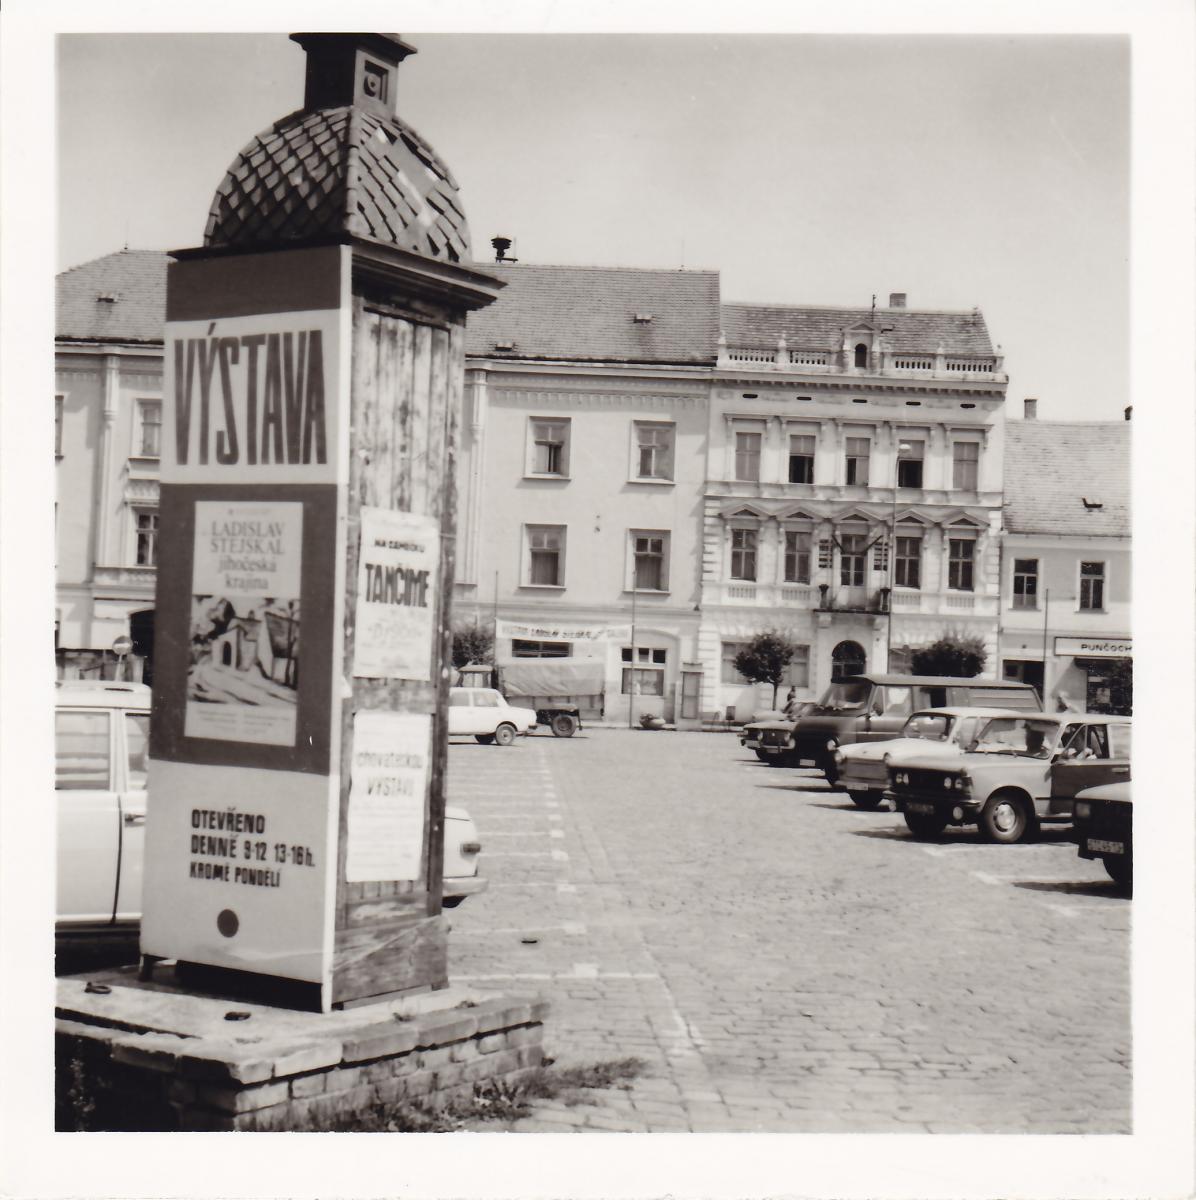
left=448, top=686, right=537, bottom=745
left=55, top=681, right=486, bottom=935
left=834, top=707, right=1032, bottom=810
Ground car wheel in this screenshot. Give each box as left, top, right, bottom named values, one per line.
left=1103, top=855, right=1132, bottom=889
left=551, top=714, right=577, bottom=738
left=904, top=810, right=948, bottom=839
left=819, top=754, right=839, bottom=786
left=979, top=791, right=1034, bottom=844
left=753, top=749, right=769, bottom=762
left=475, top=734, right=495, bottom=745
left=765, top=756, right=787, bottom=768
left=493, top=723, right=517, bottom=747
left=441, top=896, right=463, bottom=909
left=847, top=790, right=883, bottom=810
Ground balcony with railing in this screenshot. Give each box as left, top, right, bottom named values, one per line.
left=718, top=343, right=1004, bottom=381
left=706, top=579, right=997, bottom=617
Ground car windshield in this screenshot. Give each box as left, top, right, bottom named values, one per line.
left=971, top=717, right=1059, bottom=759
left=902, top=713, right=951, bottom=742
left=815, top=681, right=871, bottom=712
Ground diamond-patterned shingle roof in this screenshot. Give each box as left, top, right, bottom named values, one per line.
left=464, top=263, right=721, bottom=365
left=205, top=105, right=470, bottom=260
left=1004, top=419, right=1130, bottom=537
left=722, top=302, right=995, bottom=356
left=56, top=249, right=167, bottom=343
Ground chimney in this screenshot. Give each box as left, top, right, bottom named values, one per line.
left=491, top=236, right=516, bottom=263
left=1124, top=405, right=1133, bottom=421
left=888, top=292, right=907, bottom=308
left=290, top=34, right=416, bottom=120
left=1024, top=398, right=1038, bottom=420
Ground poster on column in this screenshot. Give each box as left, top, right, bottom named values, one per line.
left=184, top=500, right=303, bottom=746
left=353, top=507, right=439, bottom=680
left=346, top=710, right=431, bottom=882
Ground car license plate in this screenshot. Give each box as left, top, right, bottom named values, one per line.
left=1088, top=838, right=1124, bottom=855
left=907, top=801, right=936, bottom=815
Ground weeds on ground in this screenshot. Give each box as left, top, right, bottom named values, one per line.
left=296, top=1056, right=647, bottom=1132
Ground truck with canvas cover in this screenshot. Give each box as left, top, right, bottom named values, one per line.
left=455, top=658, right=606, bottom=736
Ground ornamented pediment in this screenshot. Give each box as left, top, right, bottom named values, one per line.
left=776, top=503, right=823, bottom=522
left=720, top=501, right=771, bottom=521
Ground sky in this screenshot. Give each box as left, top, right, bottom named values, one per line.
left=56, top=31, right=1130, bottom=422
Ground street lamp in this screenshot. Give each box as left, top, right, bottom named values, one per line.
left=886, top=441, right=913, bottom=668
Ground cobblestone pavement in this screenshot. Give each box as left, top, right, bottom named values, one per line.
left=445, top=727, right=1131, bottom=1133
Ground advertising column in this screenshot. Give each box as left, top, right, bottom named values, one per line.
left=141, top=245, right=351, bottom=1003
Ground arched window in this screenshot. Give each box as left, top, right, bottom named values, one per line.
left=832, top=640, right=867, bottom=680
left=854, top=343, right=868, bottom=368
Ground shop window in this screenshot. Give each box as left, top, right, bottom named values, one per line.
left=839, top=533, right=866, bottom=587
left=135, top=399, right=162, bottom=458
left=947, top=538, right=975, bottom=591
left=634, top=422, right=674, bottom=481
left=730, top=528, right=757, bottom=581
left=1012, top=558, right=1038, bottom=609
left=511, top=640, right=571, bottom=658
left=783, top=530, right=811, bottom=583
left=788, top=435, right=815, bottom=483
left=134, top=509, right=159, bottom=567
left=896, top=440, right=924, bottom=489
left=630, top=530, right=669, bottom=591
left=1002, top=659, right=1044, bottom=695
left=1079, top=561, right=1106, bottom=611
left=845, top=436, right=871, bottom=485
left=528, top=418, right=570, bottom=476
left=734, top=431, right=761, bottom=482
left=525, top=525, right=565, bottom=586
left=720, top=642, right=751, bottom=684
left=621, top=646, right=666, bottom=695
left=952, top=441, right=979, bottom=490
left=895, top=536, right=922, bottom=588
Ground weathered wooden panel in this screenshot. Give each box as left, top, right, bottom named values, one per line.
left=332, top=293, right=462, bottom=1005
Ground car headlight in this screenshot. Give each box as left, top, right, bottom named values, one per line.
left=895, top=771, right=908, bottom=786
left=943, top=777, right=954, bottom=790
left=826, top=739, right=837, bottom=751
left=1074, top=801, right=1090, bottom=820
left=833, top=750, right=845, bottom=766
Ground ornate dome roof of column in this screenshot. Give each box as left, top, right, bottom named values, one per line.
left=203, top=33, right=471, bottom=262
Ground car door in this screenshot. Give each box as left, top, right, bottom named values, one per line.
left=472, top=690, right=502, bottom=733
left=1049, top=723, right=1123, bottom=813
left=860, top=686, right=913, bottom=743
left=114, top=709, right=149, bottom=923
left=56, top=707, right=120, bottom=926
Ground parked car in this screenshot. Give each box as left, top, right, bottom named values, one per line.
left=887, top=712, right=1132, bottom=844
left=755, top=674, right=1042, bottom=782
left=834, top=707, right=1029, bottom=809
left=739, top=703, right=812, bottom=760
left=1073, top=781, right=1132, bottom=888
left=55, top=681, right=486, bottom=935
left=448, top=686, right=537, bottom=745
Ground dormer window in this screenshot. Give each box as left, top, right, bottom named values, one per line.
left=854, top=343, right=869, bottom=368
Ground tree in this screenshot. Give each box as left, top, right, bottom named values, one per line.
left=451, top=622, right=494, bottom=670
left=734, top=630, right=798, bottom=708
left=909, top=632, right=987, bottom=678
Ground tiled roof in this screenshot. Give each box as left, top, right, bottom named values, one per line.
left=464, top=263, right=721, bottom=365
left=1004, top=419, right=1131, bottom=537
left=56, top=250, right=167, bottom=343
left=205, top=106, right=470, bottom=260
left=722, top=302, right=995, bottom=356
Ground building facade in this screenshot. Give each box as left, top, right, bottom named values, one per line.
left=454, top=263, right=719, bottom=726
left=998, top=407, right=1131, bottom=713
left=55, top=251, right=167, bottom=679
left=698, top=297, right=1008, bottom=720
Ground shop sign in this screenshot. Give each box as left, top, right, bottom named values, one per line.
left=1054, top=636, right=1132, bottom=658
left=497, top=619, right=632, bottom=643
